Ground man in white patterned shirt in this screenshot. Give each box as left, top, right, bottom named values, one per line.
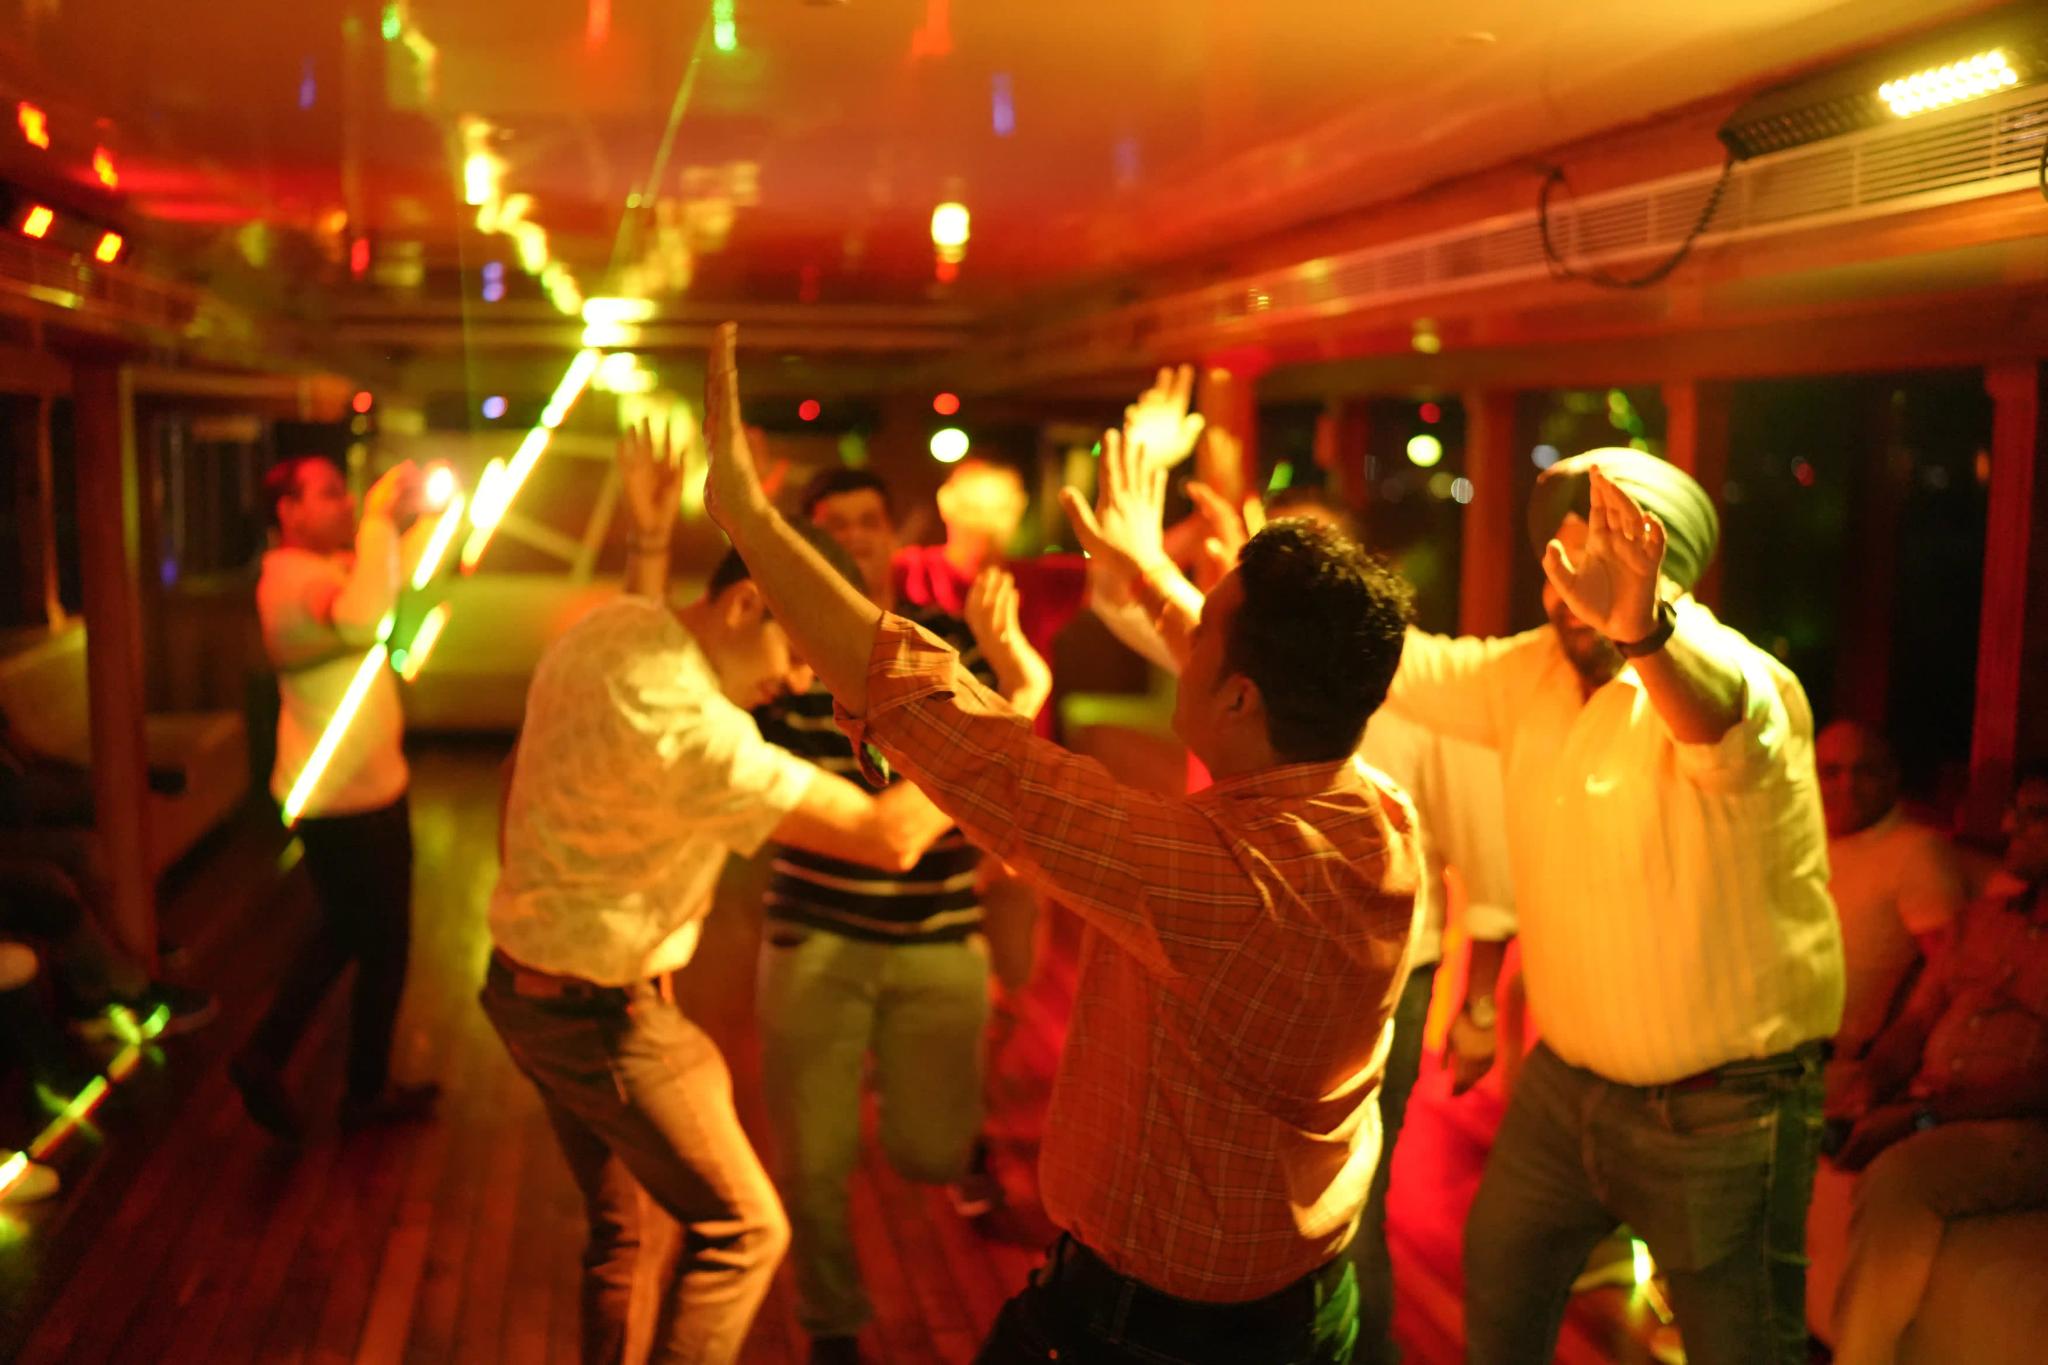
left=483, top=426, right=963, bottom=1365
left=1385, top=449, right=1843, bottom=1365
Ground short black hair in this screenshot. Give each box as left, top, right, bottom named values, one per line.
left=1264, top=485, right=1361, bottom=540
left=1223, top=520, right=1414, bottom=763
left=262, top=455, right=338, bottom=529
left=705, top=519, right=865, bottom=599
left=799, top=467, right=895, bottom=522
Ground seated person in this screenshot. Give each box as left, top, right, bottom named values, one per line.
left=1827, top=762, right=2048, bottom=1365
left=0, top=856, right=213, bottom=1037
left=1818, top=719, right=1964, bottom=1110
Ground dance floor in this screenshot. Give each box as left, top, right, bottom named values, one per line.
left=1, top=742, right=1669, bottom=1363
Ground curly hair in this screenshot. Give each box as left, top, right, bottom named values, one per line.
left=1223, top=520, right=1414, bottom=763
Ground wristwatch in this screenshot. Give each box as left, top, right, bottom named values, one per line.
left=1613, top=599, right=1677, bottom=658
left=1463, top=996, right=1498, bottom=1030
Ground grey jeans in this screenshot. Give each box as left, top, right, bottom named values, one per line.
left=481, top=962, right=790, bottom=1365
left=1463, top=1040, right=1824, bottom=1365
left=757, top=926, right=989, bottom=1336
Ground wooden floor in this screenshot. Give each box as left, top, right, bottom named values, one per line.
left=2, top=742, right=1666, bottom=1364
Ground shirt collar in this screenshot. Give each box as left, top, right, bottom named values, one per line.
left=1202, top=757, right=1360, bottom=804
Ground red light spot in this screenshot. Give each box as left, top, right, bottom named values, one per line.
left=934, top=258, right=959, bottom=284
left=349, top=236, right=370, bottom=276
left=1792, top=459, right=1816, bottom=488
left=352, top=390, right=374, bottom=414
left=933, top=392, right=960, bottom=417
left=1419, top=402, right=1441, bottom=424
left=798, top=399, right=821, bottom=422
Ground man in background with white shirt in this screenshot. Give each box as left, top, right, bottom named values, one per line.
left=1814, top=719, right=1963, bottom=1106
left=483, top=425, right=965, bottom=1365
left=236, top=455, right=439, bottom=1140
left=1386, top=449, right=1843, bottom=1365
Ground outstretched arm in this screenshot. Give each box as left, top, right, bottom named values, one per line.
left=702, top=323, right=884, bottom=712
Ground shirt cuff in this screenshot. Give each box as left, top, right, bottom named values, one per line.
left=833, top=613, right=965, bottom=787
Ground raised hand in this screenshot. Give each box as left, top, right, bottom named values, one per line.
left=617, top=417, right=689, bottom=546
left=965, top=566, right=1023, bottom=655
left=1123, top=364, right=1205, bottom=471
left=1540, top=467, right=1666, bottom=643
left=363, top=460, right=422, bottom=522
left=703, top=322, right=767, bottom=531
left=1059, top=426, right=1170, bottom=605
left=1184, top=479, right=1249, bottom=591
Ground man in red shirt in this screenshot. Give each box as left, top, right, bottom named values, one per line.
left=703, top=325, right=1422, bottom=1364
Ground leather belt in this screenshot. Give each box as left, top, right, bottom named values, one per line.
left=487, top=948, right=666, bottom=1003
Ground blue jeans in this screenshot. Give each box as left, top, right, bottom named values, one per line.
left=1349, top=961, right=1437, bottom=1365
left=1463, top=1041, right=1824, bottom=1365
left=975, top=1235, right=1359, bottom=1364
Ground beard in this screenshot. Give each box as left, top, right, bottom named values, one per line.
left=1548, top=610, right=1623, bottom=692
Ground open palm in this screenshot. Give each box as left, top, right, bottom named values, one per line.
left=1540, top=467, right=1667, bottom=642
left=617, top=418, right=688, bottom=543
left=703, top=322, right=765, bottom=531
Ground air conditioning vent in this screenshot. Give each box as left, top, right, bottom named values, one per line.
left=990, top=83, right=2048, bottom=379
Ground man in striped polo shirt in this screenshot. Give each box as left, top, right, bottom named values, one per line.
left=754, top=468, right=1051, bottom=1365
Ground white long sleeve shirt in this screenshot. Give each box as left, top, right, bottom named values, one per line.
left=1385, top=599, right=1844, bottom=1085
left=258, top=514, right=408, bottom=818
left=1356, top=708, right=1516, bottom=967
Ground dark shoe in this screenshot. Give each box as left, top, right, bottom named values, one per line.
left=340, top=1081, right=440, bottom=1130
left=808, top=1335, right=866, bottom=1365
left=229, top=1055, right=302, bottom=1142
left=946, top=1138, right=1003, bottom=1219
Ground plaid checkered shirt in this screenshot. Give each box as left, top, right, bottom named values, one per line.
left=838, top=614, right=1424, bottom=1301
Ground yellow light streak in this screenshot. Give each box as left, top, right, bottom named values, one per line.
left=410, top=492, right=468, bottom=590
left=280, top=641, right=391, bottom=826
left=398, top=603, right=452, bottom=682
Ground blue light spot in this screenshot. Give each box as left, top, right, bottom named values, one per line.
left=482, top=395, right=507, bottom=420
left=992, top=74, right=1016, bottom=137
left=298, top=59, right=317, bottom=111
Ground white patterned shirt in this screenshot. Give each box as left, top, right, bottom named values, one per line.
left=1386, top=598, right=1844, bottom=1085
left=490, top=596, right=817, bottom=984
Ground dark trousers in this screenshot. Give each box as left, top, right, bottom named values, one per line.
left=480, top=961, right=789, bottom=1365
left=975, top=1235, right=1359, bottom=1365
left=1349, top=961, right=1437, bottom=1365
left=1463, top=1041, right=1824, bottom=1365
left=244, top=796, right=413, bottom=1101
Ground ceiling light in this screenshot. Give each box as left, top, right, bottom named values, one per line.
left=1719, top=10, right=2046, bottom=159
left=931, top=201, right=970, bottom=255
left=582, top=296, right=656, bottom=325
left=92, top=147, right=118, bottom=189
left=929, top=427, right=970, bottom=464
left=1879, top=49, right=2018, bottom=118
left=17, top=102, right=49, bottom=150
left=21, top=205, right=54, bottom=239
left=93, top=231, right=123, bottom=263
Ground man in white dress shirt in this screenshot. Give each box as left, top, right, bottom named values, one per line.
left=482, top=426, right=963, bottom=1365
left=237, top=455, right=439, bottom=1140
left=1385, top=449, right=1843, bottom=1365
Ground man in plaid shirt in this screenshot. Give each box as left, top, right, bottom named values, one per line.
left=702, top=324, right=1423, bottom=1365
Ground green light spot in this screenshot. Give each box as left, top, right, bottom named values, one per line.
left=381, top=3, right=402, bottom=41
left=712, top=0, right=737, bottom=52
left=1266, top=461, right=1295, bottom=493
